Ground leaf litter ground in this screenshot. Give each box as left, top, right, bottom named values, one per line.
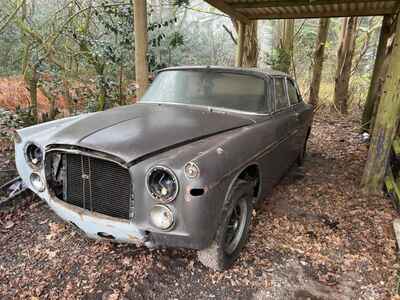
left=0, top=112, right=398, bottom=299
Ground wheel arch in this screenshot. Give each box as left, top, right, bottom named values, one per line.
left=224, top=163, right=262, bottom=205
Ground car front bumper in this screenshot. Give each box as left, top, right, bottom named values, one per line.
left=47, top=197, right=150, bottom=246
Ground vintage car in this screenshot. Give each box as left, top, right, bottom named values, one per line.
left=14, top=66, right=313, bottom=270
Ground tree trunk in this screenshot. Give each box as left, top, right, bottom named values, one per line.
left=361, top=16, right=400, bottom=194
left=369, top=59, right=389, bottom=133
left=242, top=20, right=258, bottom=67
left=119, top=64, right=126, bottom=106
left=97, top=73, right=108, bottom=111
left=39, top=85, right=57, bottom=121
left=309, top=18, right=330, bottom=108
left=62, top=79, right=73, bottom=115
left=361, top=15, right=393, bottom=132
left=133, top=0, right=149, bottom=100
left=235, top=21, right=245, bottom=67
left=233, top=20, right=258, bottom=67
left=24, top=64, right=39, bottom=123
left=334, top=17, right=358, bottom=114
left=282, top=19, right=294, bottom=67
left=275, top=19, right=294, bottom=74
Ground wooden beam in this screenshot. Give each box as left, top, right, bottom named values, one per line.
left=204, top=0, right=250, bottom=23
left=133, top=0, right=149, bottom=101
left=229, top=0, right=397, bottom=9
left=247, top=8, right=397, bottom=19
left=235, top=21, right=245, bottom=67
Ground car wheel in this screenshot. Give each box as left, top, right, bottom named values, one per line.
left=297, top=137, right=308, bottom=166
left=197, top=180, right=253, bottom=271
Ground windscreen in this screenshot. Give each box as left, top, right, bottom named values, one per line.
left=141, top=70, right=267, bottom=112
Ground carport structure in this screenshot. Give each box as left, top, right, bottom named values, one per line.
left=203, top=0, right=400, bottom=66
left=133, top=0, right=400, bottom=193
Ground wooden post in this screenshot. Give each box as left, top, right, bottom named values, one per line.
left=361, top=15, right=393, bottom=132
left=361, top=15, right=400, bottom=194
left=235, top=21, right=245, bottom=67
left=134, top=0, right=149, bottom=100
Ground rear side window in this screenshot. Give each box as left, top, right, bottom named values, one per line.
left=287, top=79, right=300, bottom=105
left=274, top=78, right=289, bottom=111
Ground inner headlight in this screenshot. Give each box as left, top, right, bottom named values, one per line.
left=30, top=173, right=45, bottom=192
left=26, top=143, right=43, bottom=166
left=150, top=205, right=174, bottom=230
left=147, top=166, right=178, bottom=203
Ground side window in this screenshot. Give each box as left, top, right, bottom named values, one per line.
left=287, top=79, right=301, bottom=105
left=274, top=78, right=289, bottom=111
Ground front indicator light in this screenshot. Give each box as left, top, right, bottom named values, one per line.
left=30, top=173, right=45, bottom=192
left=184, top=161, right=200, bottom=179
left=150, top=205, right=174, bottom=230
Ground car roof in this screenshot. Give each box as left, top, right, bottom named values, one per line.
left=158, top=65, right=290, bottom=79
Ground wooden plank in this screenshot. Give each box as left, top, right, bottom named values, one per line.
left=246, top=7, right=397, bottom=19
left=228, top=0, right=398, bottom=9
left=204, top=0, right=250, bottom=23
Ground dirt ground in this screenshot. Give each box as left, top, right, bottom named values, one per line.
left=0, top=113, right=398, bottom=300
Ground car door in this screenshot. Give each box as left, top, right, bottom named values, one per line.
left=286, top=78, right=309, bottom=154
left=271, top=76, right=295, bottom=176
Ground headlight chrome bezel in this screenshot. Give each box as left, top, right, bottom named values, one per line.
left=24, top=142, right=44, bottom=168
left=146, top=165, right=179, bottom=203
left=30, top=172, right=45, bottom=192
left=149, top=204, right=175, bottom=230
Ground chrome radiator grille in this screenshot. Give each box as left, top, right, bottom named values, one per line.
left=65, top=153, right=131, bottom=220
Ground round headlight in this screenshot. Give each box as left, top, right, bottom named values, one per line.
left=150, top=205, right=174, bottom=230
left=26, top=143, right=43, bottom=166
left=147, top=166, right=178, bottom=202
left=30, top=173, right=45, bottom=192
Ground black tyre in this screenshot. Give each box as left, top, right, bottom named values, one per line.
left=197, top=180, right=253, bottom=271
left=297, top=136, right=308, bottom=166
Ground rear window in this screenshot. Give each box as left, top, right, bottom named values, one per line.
left=141, top=70, right=268, bottom=112
left=274, top=78, right=289, bottom=110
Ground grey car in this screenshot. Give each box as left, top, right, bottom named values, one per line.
left=14, top=66, right=313, bottom=270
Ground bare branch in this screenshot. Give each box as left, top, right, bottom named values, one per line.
left=222, top=24, right=237, bottom=45
left=0, top=0, right=26, bottom=34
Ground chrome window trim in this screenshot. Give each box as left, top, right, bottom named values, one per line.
left=272, top=76, right=290, bottom=113
left=144, top=101, right=273, bottom=116
left=286, top=77, right=302, bottom=107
